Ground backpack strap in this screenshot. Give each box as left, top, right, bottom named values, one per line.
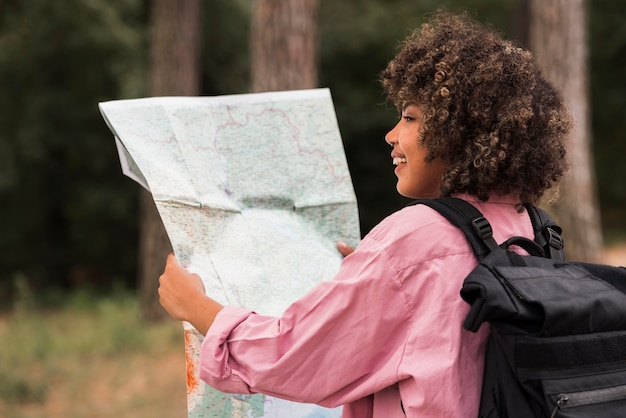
left=410, top=198, right=565, bottom=261
left=410, top=197, right=499, bottom=260
left=525, top=205, right=565, bottom=261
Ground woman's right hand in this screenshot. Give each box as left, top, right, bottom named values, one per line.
left=336, top=241, right=355, bottom=257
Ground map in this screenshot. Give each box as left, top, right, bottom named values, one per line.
left=99, top=89, right=360, bottom=417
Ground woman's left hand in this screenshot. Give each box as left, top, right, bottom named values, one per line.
left=158, top=253, right=223, bottom=335
left=158, top=253, right=206, bottom=322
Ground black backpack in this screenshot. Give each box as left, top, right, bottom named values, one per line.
left=413, top=197, right=626, bottom=418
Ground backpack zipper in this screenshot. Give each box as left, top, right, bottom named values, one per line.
left=550, top=385, right=626, bottom=417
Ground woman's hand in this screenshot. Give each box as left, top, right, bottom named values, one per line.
left=336, top=241, right=355, bottom=257
left=158, top=253, right=223, bottom=335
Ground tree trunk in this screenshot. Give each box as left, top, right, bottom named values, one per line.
left=140, top=0, right=202, bottom=321
left=529, top=0, right=602, bottom=262
left=250, top=0, right=319, bottom=92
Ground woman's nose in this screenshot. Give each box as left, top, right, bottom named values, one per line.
left=385, top=121, right=400, bottom=147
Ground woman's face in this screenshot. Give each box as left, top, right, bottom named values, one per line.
left=385, top=104, right=448, bottom=198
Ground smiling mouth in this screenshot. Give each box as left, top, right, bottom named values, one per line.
left=393, top=157, right=407, bottom=165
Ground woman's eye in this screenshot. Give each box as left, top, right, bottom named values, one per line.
left=403, top=115, right=415, bottom=122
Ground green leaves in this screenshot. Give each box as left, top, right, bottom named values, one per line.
left=0, top=0, right=145, bottom=290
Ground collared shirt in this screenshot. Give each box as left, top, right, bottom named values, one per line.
left=200, top=196, right=534, bottom=417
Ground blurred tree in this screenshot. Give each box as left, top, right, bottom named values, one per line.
left=529, top=0, right=603, bottom=262
left=0, top=0, right=145, bottom=304
left=140, top=0, right=202, bottom=321
left=249, top=0, right=319, bottom=92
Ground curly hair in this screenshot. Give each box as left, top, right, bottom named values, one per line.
left=380, top=10, right=571, bottom=205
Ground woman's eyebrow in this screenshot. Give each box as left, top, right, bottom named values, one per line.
left=402, top=102, right=418, bottom=111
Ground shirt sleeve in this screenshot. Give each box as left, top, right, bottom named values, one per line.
left=199, top=221, right=418, bottom=407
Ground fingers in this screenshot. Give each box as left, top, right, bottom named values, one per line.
left=159, top=253, right=206, bottom=302
left=165, top=252, right=179, bottom=270
left=158, top=253, right=189, bottom=320
left=337, top=241, right=355, bottom=257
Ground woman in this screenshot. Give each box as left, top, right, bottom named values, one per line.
left=158, top=10, right=571, bottom=417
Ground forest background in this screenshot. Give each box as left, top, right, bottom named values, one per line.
left=2, top=0, right=625, bottom=304
left=0, top=0, right=625, bottom=416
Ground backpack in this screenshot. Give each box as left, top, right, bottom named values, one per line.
left=413, top=197, right=626, bottom=418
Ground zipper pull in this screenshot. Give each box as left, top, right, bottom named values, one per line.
left=550, top=395, right=569, bottom=418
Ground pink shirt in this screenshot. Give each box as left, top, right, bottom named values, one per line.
left=200, top=196, right=535, bottom=417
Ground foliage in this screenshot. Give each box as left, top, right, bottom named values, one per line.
left=201, top=0, right=251, bottom=95
left=589, top=0, right=626, bottom=230
left=0, top=0, right=624, bottom=296
left=0, top=0, right=147, bottom=297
